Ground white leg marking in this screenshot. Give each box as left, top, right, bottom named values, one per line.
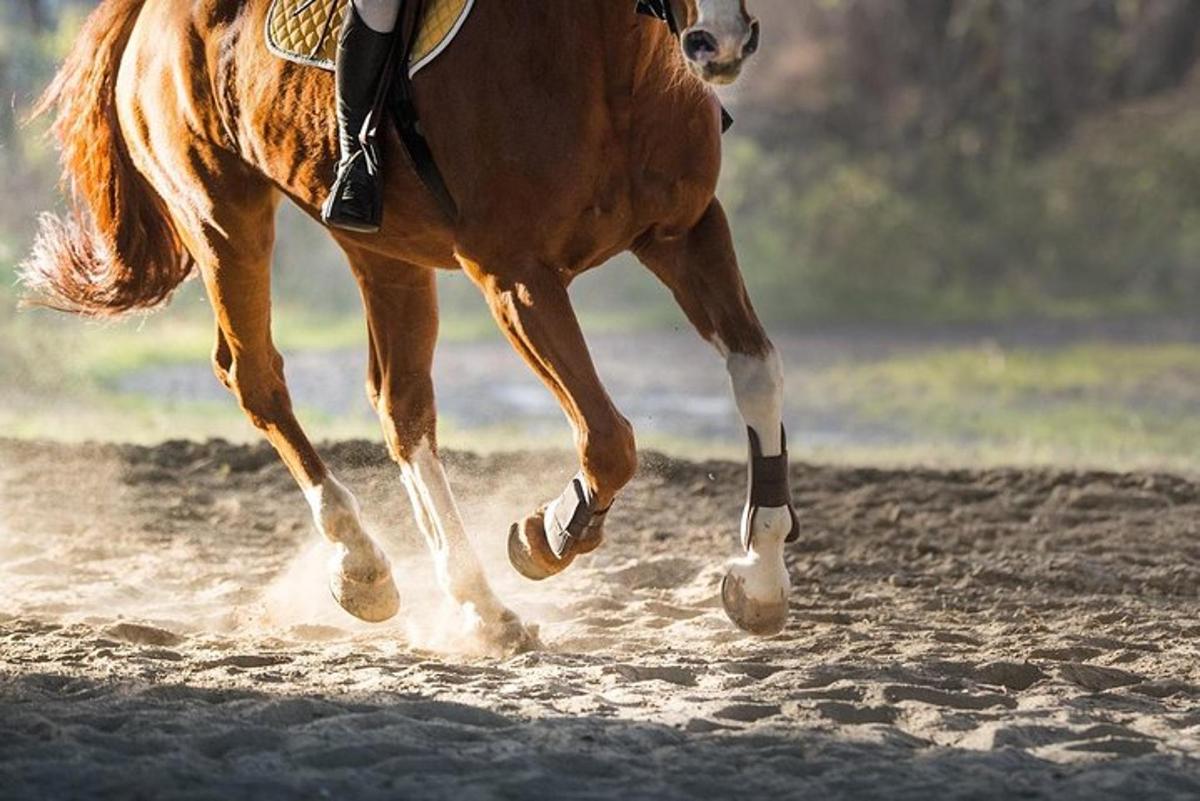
left=727, top=349, right=785, bottom=456
left=400, top=439, right=505, bottom=621
left=400, top=439, right=537, bottom=652
left=727, top=346, right=790, bottom=542
left=304, top=475, right=399, bottom=622
left=718, top=342, right=793, bottom=635
left=305, top=477, right=373, bottom=555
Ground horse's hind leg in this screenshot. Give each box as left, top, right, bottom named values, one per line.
left=161, top=158, right=399, bottom=623
left=635, top=200, right=798, bottom=636
left=346, top=248, right=537, bottom=652
left=459, top=256, right=638, bottom=581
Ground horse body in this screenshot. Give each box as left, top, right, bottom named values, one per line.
left=25, top=0, right=794, bottom=650
left=227, top=0, right=719, bottom=270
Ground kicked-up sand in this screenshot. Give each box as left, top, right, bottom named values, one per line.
left=1, top=438, right=1198, bottom=800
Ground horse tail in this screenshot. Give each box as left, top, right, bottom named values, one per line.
left=20, top=0, right=194, bottom=318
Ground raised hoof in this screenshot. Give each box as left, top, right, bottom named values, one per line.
left=721, top=567, right=789, bottom=636
left=507, top=515, right=574, bottom=581
left=329, top=568, right=400, bottom=623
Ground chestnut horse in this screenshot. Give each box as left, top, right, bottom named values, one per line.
left=23, top=0, right=797, bottom=650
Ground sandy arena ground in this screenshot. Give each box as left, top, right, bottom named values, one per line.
left=1, top=438, right=1199, bottom=799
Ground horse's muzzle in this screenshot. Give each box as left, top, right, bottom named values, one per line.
left=682, top=17, right=760, bottom=86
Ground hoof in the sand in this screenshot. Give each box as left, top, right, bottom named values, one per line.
left=507, top=515, right=573, bottom=581
left=484, top=609, right=542, bottom=655
left=721, top=559, right=789, bottom=636
left=329, top=567, right=401, bottom=623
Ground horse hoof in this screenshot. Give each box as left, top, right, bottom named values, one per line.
left=329, top=567, right=401, bottom=623
left=485, top=609, right=542, bottom=655
left=507, top=516, right=573, bottom=581
left=720, top=559, right=789, bottom=636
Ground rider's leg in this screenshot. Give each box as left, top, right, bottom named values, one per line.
left=352, top=0, right=402, bottom=32
left=321, top=0, right=403, bottom=234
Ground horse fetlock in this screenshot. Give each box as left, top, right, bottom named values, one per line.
left=335, top=540, right=391, bottom=583
left=543, top=472, right=611, bottom=560
left=306, top=478, right=372, bottom=549
left=444, top=566, right=501, bottom=614
left=306, top=478, right=396, bottom=623
left=740, top=504, right=796, bottom=551
left=743, top=424, right=798, bottom=549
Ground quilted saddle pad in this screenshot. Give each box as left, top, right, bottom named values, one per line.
left=266, top=0, right=474, bottom=77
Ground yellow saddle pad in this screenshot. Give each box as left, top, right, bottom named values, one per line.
left=266, top=0, right=474, bottom=77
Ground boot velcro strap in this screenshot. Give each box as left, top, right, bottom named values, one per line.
left=547, top=473, right=603, bottom=559
left=745, top=427, right=800, bottom=548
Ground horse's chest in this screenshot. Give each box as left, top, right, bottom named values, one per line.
left=628, top=132, right=722, bottom=238
left=552, top=142, right=717, bottom=272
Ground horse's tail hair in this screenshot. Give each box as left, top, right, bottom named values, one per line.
left=20, top=0, right=194, bottom=318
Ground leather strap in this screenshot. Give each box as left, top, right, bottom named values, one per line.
left=546, top=472, right=610, bottom=559
left=744, top=426, right=800, bottom=549
left=393, top=0, right=458, bottom=218
left=637, top=0, right=680, bottom=35
left=359, top=0, right=459, bottom=222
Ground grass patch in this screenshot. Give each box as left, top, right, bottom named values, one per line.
left=796, top=342, right=1200, bottom=472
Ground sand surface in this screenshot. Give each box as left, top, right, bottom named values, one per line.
left=1, top=438, right=1199, bottom=799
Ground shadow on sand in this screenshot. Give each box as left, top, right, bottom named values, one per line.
left=2, top=671, right=1198, bottom=801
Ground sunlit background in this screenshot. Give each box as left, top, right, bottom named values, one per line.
left=5, top=0, right=1200, bottom=470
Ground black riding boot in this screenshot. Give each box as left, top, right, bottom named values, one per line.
left=321, top=5, right=394, bottom=233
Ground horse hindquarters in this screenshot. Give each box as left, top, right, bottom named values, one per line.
left=92, top=1, right=403, bottom=624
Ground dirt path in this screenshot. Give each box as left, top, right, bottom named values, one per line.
left=1, top=439, right=1199, bottom=799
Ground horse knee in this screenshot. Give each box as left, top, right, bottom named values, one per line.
left=582, top=414, right=638, bottom=495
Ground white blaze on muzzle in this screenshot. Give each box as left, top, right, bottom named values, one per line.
left=690, top=0, right=754, bottom=65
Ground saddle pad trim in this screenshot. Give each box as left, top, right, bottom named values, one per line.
left=264, top=0, right=342, bottom=70
left=264, top=0, right=474, bottom=78
left=408, top=0, right=474, bottom=77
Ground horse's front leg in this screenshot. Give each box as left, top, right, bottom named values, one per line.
left=460, top=257, right=638, bottom=581
left=635, top=200, right=799, bottom=635
left=347, top=250, right=537, bottom=653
